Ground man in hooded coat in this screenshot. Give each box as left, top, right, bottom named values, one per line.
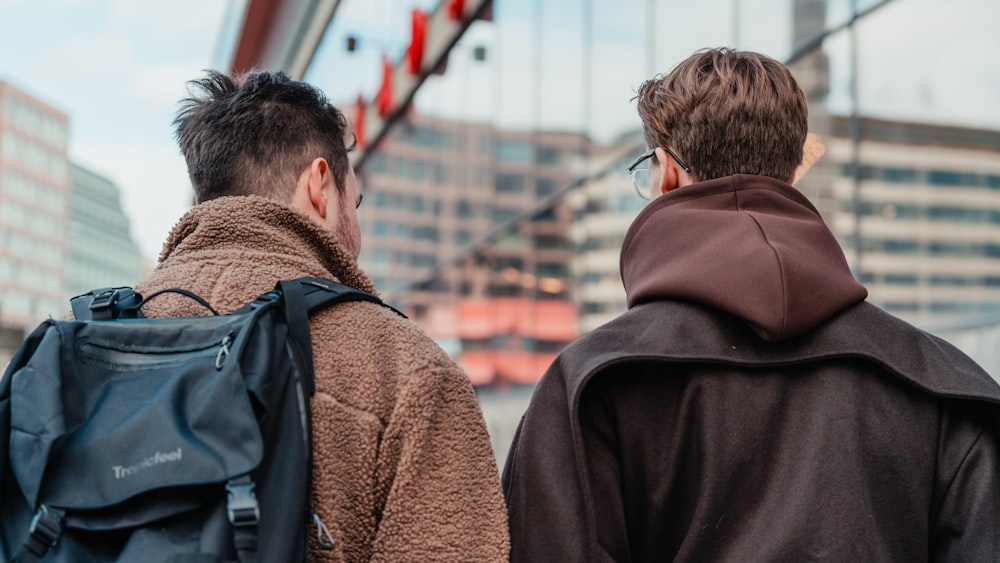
left=502, top=48, right=1000, bottom=562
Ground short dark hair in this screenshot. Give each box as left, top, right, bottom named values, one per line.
left=636, top=48, right=808, bottom=183
left=174, top=70, right=355, bottom=204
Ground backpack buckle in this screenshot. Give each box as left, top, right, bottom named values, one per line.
left=88, top=288, right=141, bottom=320
left=24, top=505, right=64, bottom=558
left=226, top=478, right=260, bottom=527
left=87, top=288, right=120, bottom=320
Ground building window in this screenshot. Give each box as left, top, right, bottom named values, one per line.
left=435, top=164, right=449, bottom=184
left=496, top=140, right=533, bottom=163
left=492, top=207, right=520, bottom=224
left=537, top=262, right=569, bottom=277
left=368, top=153, right=388, bottom=173
left=884, top=274, right=919, bottom=285
left=474, top=167, right=490, bottom=185
left=534, top=234, right=568, bottom=249
left=928, top=170, right=980, bottom=187
left=410, top=195, right=425, bottom=213
left=495, top=174, right=526, bottom=193
left=478, top=134, right=492, bottom=155
left=880, top=166, right=918, bottom=183
left=407, top=160, right=427, bottom=180
left=393, top=157, right=407, bottom=176
left=537, top=178, right=557, bottom=196
left=536, top=146, right=560, bottom=166
left=457, top=200, right=475, bottom=218
left=929, top=275, right=972, bottom=286
left=413, top=226, right=439, bottom=242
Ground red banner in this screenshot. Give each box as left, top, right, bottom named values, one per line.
left=376, top=54, right=393, bottom=116
left=447, top=0, right=465, bottom=20
left=353, top=94, right=366, bottom=148
left=406, top=9, right=427, bottom=75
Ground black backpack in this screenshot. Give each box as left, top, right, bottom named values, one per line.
left=0, top=277, right=399, bottom=563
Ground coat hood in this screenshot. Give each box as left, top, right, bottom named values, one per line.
left=620, top=174, right=867, bottom=341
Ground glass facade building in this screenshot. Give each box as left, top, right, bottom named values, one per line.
left=358, top=113, right=601, bottom=387
left=162, top=0, right=1000, bottom=459
left=66, top=164, right=146, bottom=298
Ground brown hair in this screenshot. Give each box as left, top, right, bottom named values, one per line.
left=174, top=70, right=355, bottom=204
left=636, top=48, right=807, bottom=183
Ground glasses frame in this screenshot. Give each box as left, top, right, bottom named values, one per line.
left=626, top=147, right=692, bottom=200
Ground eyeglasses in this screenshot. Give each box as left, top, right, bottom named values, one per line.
left=356, top=192, right=364, bottom=209
left=626, top=147, right=692, bottom=200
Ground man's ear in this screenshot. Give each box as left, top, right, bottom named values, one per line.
left=654, top=148, right=679, bottom=195
left=305, top=158, right=329, bottom=219
left=291, top=157, right=334, bottom=221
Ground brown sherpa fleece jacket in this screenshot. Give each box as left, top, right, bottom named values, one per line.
left=134, top=195, right=509, bottom=562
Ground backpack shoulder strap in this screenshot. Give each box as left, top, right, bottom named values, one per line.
left=290, top=277, right=404, bottom=317
left=276, top=278, right=405, bottom=396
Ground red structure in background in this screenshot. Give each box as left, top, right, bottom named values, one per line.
left=227, top=0, right=283, bottom=76
left=421, top=299, right=578, bottom=386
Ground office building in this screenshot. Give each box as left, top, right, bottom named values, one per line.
left=0, top=84, right=146, bottom=370
left=356, top=112, right=597, bottom=387
left=827, top=116, right=1000, bottom=326
left=0, top=81, right=71, bottom=330
left=569, top=133, right=646, bottom=333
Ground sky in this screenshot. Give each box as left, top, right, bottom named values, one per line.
left=0, top=0, right=229, bottom=261
left=1, top=0, right=998, bottom=261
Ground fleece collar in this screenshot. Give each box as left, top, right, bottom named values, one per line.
left=159, top=195, right=376, bottom=295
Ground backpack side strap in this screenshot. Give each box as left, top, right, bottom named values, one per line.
left=19, top=505, right=65, bottom=562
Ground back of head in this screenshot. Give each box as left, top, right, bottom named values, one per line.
left=636, top=48, right=808, bottom=183
left=174, top=70, right=354, bottom=204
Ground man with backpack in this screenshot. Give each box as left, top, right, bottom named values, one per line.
left=0, top=70, right=508, bottom=562
left=151, top=70, right=509, bottom=561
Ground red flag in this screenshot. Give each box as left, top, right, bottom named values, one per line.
left=376, top=54, right=393, bottom=116
left=447, top=0, right=465, bottom=20
left=406, top=9, right=427, bottom=75
left=353, top=94, right=366, bottom=149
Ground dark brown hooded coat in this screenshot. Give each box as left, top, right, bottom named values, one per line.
left=502, top=175, right=1000, bottom=562
left=135, top=196, right=509, bottom=562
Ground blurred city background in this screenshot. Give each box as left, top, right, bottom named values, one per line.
left=2, top=0, right=999, bottom=463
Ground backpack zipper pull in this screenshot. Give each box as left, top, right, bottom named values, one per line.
left=215, top=333, right=233, bottom=370
left=311, top=506, right=336, bottom=550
